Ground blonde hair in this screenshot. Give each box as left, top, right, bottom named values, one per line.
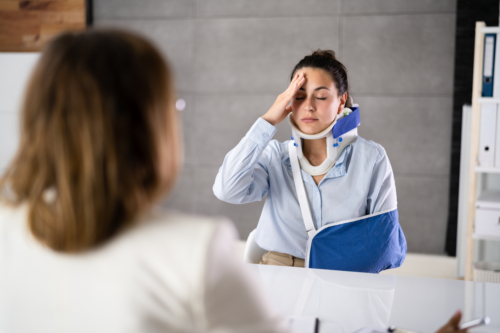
left=0, top=29, right=180, bottom=252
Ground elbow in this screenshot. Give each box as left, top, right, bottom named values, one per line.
left=213, top=184, right=243, bottom=204
left=213, top=177, right=254, bottom=204
left=213, top=170, right=256, bottom=204
left=213, top=184, right=228, bottom=202
left=212, top=176, right=240, bottom=204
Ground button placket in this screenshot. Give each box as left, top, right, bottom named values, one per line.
left=314, top=187, right=321, bottom=227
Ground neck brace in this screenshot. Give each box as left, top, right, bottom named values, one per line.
left=290, top=107, right=361, bottom=176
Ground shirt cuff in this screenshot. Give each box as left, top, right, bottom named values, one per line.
left=245, top=117, right=277, bottom=148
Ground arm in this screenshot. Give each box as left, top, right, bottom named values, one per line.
left=202, top=221, right=291, bottom=333
left=366, top=147, right=398, bottom=214
left=213, top=118, right=276, bottom=204
left=213, top=72, right=306, bottom=204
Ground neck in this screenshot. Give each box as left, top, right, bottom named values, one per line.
left=302, top=138, right=327, bottom=165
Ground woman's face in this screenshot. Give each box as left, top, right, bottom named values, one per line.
left=291, top=67, right=346, bottom=135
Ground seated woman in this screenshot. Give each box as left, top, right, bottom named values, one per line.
left=0, top=29, right=287, bottom=333
left=214, top=50, right=407, bottom=272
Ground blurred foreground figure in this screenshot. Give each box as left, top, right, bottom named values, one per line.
left=0, top=29, right=287, bottom=333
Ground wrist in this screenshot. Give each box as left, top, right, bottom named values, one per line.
left=261, top=114, right=277, bottom=126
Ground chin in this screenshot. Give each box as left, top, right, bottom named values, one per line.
left=298, top=124, right=323, bottom=135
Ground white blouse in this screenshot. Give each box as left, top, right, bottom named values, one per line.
left=0, top=202, right=289, bottom=333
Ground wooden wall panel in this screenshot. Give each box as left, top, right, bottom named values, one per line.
left=0, top=0, right=86, bottom=52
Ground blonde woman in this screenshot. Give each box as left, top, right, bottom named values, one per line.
left=0, top=29, right=286, bottom=333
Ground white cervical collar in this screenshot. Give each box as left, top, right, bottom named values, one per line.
left=289, top=108, right=358, bottom=176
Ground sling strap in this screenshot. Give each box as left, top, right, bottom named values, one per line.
left=288, top=140, right=316, bottom=238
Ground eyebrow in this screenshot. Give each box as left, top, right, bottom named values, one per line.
left=298, top=86, right=330, bottom=92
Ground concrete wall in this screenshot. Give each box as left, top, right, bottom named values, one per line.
left=93, top=0, right=456, bottom=254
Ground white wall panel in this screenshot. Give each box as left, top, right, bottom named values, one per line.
left=0, top=53, right=39, bottom=174
left=0, top=53, right=40, bottom=113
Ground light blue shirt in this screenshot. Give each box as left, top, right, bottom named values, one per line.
left=213, top=118, right=398, bottom=259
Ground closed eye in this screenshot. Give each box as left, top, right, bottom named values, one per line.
left=295, top=97, right=305, bottom=100
left=316, top=97, right=327, bottom=100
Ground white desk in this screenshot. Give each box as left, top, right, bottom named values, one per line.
left=247, top=265, right=500, bottom=333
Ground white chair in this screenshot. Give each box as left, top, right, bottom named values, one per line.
left=243, top=229, right=268, bottom=264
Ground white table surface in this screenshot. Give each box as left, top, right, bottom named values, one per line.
left=247, top=264, right=500, bottom=333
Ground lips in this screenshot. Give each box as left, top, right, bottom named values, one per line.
left=301, top=117, right=318, bottom=123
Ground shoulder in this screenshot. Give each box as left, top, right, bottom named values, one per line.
left=354, top=136, right=388, bottom=161
left=123, top=208, right=236, bottom=251
left=0, top=200, right=28, bottom=235
left=0, top=199, right=23, bottom=216
left=264, top=137, right=287, bottom=151
left=106, top=209, right=239, bottom=286
left=262, top=139, right=291, bottom=166
left=268, top=139, right=289, bottom=155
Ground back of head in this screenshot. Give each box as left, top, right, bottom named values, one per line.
left=0, top=29, right=180, bottom=252
left=291, top=49, right=352, bottom=107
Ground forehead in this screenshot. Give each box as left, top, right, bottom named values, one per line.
left=296, top=67, right=336, bottom=91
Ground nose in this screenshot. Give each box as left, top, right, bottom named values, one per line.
left=304, top=97, right=316, bottom=112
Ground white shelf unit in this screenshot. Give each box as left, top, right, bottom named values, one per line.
left=482, top=27, right=500, bottom=33
left=476, top=190, right=500, bottom=208
left=461, top=22, right=500, bottom=281
left=475, top=166, right=500, bottom=173
left=478, top=97, right=500, bottom=104
left=472, top=233, right=500, bottom=241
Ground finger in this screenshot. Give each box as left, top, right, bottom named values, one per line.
left=448, top=310, right=462, bottom=328
left=281, top=73, right=304, bottom=104
left=288, top=74, right=299, bottom=89
left=285, top=76, right=303, bottom=98
left=292, top=72, right=302, bottom=83
left=291, top=76, right=305, bottom=94
left=285, top=104, right=292, bottom=114
left=289, top=72, right=303, bottom=90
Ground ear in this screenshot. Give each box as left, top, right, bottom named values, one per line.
left=337, top=92, right=348, bottom=115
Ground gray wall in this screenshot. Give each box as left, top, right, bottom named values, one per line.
left=95, top=0, right=456, bottom=254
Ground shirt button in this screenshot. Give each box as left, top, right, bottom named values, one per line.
left=263, top=132, right=269, bottom=138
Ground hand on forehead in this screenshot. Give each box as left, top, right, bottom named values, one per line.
left=295, top=67, right=337, bottom=96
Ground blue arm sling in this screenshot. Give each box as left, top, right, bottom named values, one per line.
left=288, top=140, right=406, bottom=273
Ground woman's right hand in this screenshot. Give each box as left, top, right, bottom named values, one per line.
left=262, top=72, right=305, bottom=126
left=435, top=310, right=468, bottom=333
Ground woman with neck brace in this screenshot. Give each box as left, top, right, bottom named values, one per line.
left=214, top=50, right=406, bottom=272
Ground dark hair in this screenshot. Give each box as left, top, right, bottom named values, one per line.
left=0, top=29, right=180, bottom=252
left=290, top=49, right=351, bottom=107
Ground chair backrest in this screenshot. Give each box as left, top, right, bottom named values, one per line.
left=243, top=229, right=268, bottom=264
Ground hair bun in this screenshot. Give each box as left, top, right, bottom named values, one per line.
left=311, top=49, right=337, bottom=60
